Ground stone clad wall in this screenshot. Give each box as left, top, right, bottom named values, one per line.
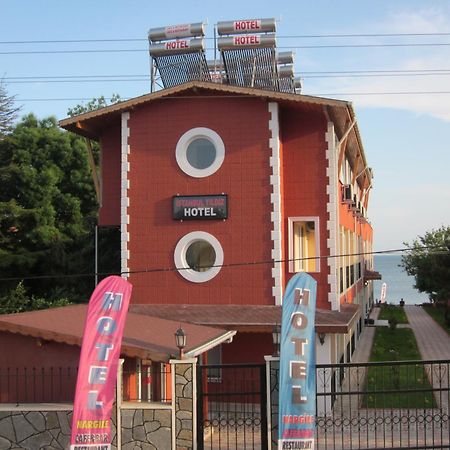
left=0, top=410, right=72, bottom=449
left=174, top=362, right=194, bottom=450
left=121, top=408, right=172, bottom=450
left=0, top=360, right=197, bottom=449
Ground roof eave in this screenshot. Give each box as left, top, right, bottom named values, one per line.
left=184, top=330, right=237, bottom=359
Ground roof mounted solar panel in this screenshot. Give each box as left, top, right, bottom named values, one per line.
left=207, top=60, right=226, bottom=84
left=217, top=20, right=279, bottom=91
left=148, top=23, right=210, bottom=88
left=278, top=65, right=296, bottom=93
left=276, top=51, right=294, bottom=65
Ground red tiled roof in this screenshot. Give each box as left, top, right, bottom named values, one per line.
left=364, top=269, right=382, bottom=281
left=130, top=303, right=361, bottom=333
left=0, top=304, right=235, bottom=362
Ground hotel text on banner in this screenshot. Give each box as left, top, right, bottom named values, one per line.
left=278, top=272, right=317, bottom=450
left=70, top=276, right=132, bottom=450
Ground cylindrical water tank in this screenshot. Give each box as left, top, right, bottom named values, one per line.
left=148, top=22, right=204, bottom=42
left=217, top=18, right=276, bottom=35
left=218, top=34, right=276, bottom=50
left=149, top=38, right=205, bottom=56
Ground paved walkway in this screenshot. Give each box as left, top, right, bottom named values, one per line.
left=405, top=305, right=450, bottom=359
left=316, top=306, right=450, bottom=449
left=351, top=307, right=379, bottom=363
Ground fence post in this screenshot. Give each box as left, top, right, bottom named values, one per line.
left=265, top=356, right=279, bottom=450
left=170, top=357, right=197, bottom=450
left=115, top=358, right=124, bottom=449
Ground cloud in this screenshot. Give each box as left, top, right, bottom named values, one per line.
left=303, top=6, right=450, bottom=122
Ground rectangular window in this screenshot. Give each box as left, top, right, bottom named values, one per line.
left=207, top=345, right=222, bottom=382
left=288, top=217, right=320, bottom=273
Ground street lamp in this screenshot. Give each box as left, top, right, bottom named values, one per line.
left=175, top=327, right=187, bottom=359
left=272, top=324, right=281, bottom=357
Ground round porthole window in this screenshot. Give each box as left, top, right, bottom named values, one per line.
left=176, top=127, right=225, bottom=178
left=174, top=231, right=224, bottom=283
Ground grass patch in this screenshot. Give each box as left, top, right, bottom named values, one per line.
left=378, top=304, right=408, bottom=324
left=422, top=305, right=450, bottom=336
left=363, top=328, right=436, bottom=408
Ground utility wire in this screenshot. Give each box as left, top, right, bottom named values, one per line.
left=7, top=71, right=450, bottom=84
left=4, top=42, right=450, bottom=55
left=0, top=245, right=448, bottom=283
left=2, top=31, right=450, bottom=45
left=16, top=90, right=450, bottom=103
left=6, top=69, right=450, bottom=80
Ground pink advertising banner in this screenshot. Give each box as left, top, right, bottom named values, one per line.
left=70, top=276, right=132, bottom=450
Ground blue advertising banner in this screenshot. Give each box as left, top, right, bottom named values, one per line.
left=278, top=272, right=317, bottom=449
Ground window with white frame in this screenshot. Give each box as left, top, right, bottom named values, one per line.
left=288, top=217, right=320, bottom=273
left=175, top=127, right=225, bottom=178
left=174, top=231, right=224, bottom=283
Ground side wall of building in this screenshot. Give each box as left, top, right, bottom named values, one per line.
left=280, top=106, right=331, bottom=310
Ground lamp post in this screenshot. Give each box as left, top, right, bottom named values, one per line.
left=272, top=324, right=281, bottom=357
left=175, top=327, right=187, bottom=359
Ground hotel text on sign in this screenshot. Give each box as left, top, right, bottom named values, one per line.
left=70, top=276, right=132, bottom=450
left=172, top=195, right=228, bottom=220
left=278, top=273, right=317, bottom=450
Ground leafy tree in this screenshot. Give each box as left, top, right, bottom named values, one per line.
left=0, top=281, right=70, bottom=314
left=0, top=94, right=122, bottom=312
left=67, top=94, right=121, bottom=117
left=0, top=81, right=21, bottom=138
left=402, top=226, right=450, bottom=321
left=0, top=114, right=98, bottom=302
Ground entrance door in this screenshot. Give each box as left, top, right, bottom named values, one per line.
left=197, top=363, right=268, bottom=450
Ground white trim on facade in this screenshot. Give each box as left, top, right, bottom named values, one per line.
left=268, top=102, right=283, bottom=305
left=175, top=127, right=225, bottom=178
left=325, top=122, right=339, bottom=311
left=121, top=112, right=130, bottom=278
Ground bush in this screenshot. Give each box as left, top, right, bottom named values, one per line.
left=389, top=317, right=399, bottom=330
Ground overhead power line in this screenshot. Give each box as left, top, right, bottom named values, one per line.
left=6, top=71, right=450, bottom=85
left=4, top=42, right=450, bottom=55
left=2, top=31, right=450, bottom=45
left=16, top=91, right=450, bottom=103
left=0, top=245, right=448, bottom=283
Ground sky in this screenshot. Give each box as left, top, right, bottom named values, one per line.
left=1, top=0, right=450, bottom=252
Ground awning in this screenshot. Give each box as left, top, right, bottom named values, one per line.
left=130, top=303, right=361, bottom=334
left=364, top=269, right=382, bottom=281
left=0, top=304, right=235, bottom=362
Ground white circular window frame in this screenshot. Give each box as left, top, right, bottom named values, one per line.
left=175, top=127, right=225, bottom=178
left=174, top=231, right=224, bottom=283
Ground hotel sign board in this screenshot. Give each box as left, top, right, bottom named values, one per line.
left=172, top=194, right=228, bottom=220
left=279, top=272, right=317, bottom=449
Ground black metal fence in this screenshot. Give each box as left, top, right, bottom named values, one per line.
left=197, top=363, right=268, bottom=450
left=122, top=363, right=172, bottom=403
left=315, top=359, right=450, bottom=450
left=0, top=367, right=78, bottom=404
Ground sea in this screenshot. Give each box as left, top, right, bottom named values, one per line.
left=373, top=254, right=429, bottom=306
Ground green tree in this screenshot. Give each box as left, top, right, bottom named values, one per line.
left=402, top=226, right=450, bottom=320
left=67, top=94, right=121, bottom=117
left=0, top=114, right=98, bottom=302
left=0, top=81, right=21, bottom=138
left=0, top=281, right=70, bottom=314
